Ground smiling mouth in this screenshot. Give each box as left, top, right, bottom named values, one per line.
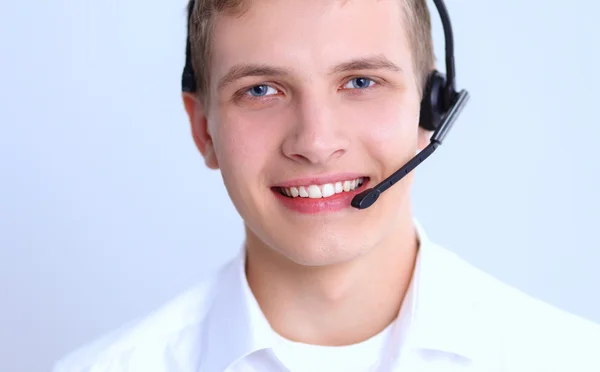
left=276, top=177, right=367, bottom=199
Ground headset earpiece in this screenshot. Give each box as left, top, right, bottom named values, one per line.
left=419, top=70, right=448, bottom=132
left=182, top=0, right=197, bottom=93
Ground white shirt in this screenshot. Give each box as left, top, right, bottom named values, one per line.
left=53, top=221, right=600, bottom=372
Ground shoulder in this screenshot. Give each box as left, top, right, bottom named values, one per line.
left=52, top=262, right=232, bottom=372
left=437, top=244, right=600, bottom=370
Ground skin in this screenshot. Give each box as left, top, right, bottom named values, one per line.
left=182, top=0, right=432, bottom=346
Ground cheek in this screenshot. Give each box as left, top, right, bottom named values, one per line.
left=212, top=111, right=279, bottom=180
left=359, top=94, right=421, bottom=158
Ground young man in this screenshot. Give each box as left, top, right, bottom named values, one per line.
left=54, top=0, right=600, bottom=371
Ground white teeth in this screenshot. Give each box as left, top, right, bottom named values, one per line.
left=321, top=184, right=335, bottom=197
left=299, top=186, right=309, bottom=197
left=290, top=187, right=299, bottom=197
left=307, top=185, right=322, bottom=198
left=280, top=177, right=365, bottom=199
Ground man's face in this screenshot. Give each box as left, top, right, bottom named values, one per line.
left=189, top=0, right=429, bottom=266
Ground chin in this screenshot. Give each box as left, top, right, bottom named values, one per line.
left=272, top=233, right=372, bottom=267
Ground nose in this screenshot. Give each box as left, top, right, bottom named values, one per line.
left=281, top=96, right=350, bottom=165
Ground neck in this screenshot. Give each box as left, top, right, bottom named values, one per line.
left=244, top=213, right=418, bottom=346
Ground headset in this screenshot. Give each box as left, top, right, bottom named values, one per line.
left=182, top=0, right=469, bottom=210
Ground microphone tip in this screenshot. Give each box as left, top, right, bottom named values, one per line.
left=351, top=188, right=381, bottom=209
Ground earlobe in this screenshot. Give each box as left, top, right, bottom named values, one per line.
left=182, top=93, right=219, bottom=170
left=202, top=141, right=219, bottom=170
left=417, top=127, right=432, bottom=152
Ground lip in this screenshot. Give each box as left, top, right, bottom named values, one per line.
left=273, top=173, right=367, bottom=188
left=272, top=177, right=370, bottom=214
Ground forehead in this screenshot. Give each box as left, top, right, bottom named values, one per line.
left=209, top=0, right=413, bottom=86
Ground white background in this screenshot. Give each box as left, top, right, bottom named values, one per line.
left=1, top=0, right=599, bottom=371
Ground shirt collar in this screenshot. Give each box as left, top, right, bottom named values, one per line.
left=199, top=219, right=483, bottom=371
left=198, top=248, right=275, bottom=372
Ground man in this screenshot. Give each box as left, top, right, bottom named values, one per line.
left=54, top=0, right=600, bottom=371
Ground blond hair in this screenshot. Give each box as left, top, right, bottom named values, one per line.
left=187, top=0, right=435, bottom=103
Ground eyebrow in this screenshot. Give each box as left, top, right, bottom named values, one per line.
left=217, top=54, right=402, bottom=90
left=328, top=54, right=403, bottom=75
left=218, top=65, right=291, bottom=90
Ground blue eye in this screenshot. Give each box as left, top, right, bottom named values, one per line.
left=246, top=85, right=277, bottom=97
left=343, top=77, right=376, bottom=89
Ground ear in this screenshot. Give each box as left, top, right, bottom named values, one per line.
left=182, top=93, right=219, bottom=170
left=417, top=126, right=432, bottom=152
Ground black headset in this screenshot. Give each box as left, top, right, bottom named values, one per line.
left=181, top=0, right=469, bottom=210
left=181, top=0, right=197, bottom=95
